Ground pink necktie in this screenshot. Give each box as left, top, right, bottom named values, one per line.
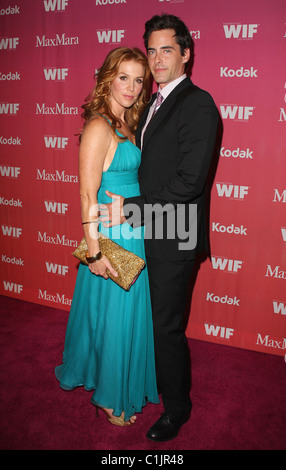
left=151, top=92, right=164, bottom=118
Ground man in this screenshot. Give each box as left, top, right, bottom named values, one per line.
left=101, top=14, right=218, bottom=441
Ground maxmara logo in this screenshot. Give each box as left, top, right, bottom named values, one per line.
left=273, top=189, right=286, bottom=203
left=265, top=265, right=286, bottom=280
left=36, top=33, right=79, bottom=47
left=36, top=169, right=78, bottom=183
left=36, top=103, right=78, bottom=115
left=256, top=334, right=286, bottom=351
left=37, top=231, right=78, bottom=247
left=223, top=24, right=259, bottom=39
left=38, top=289, right=72, bottom=306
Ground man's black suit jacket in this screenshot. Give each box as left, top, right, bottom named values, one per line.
left=123, top=77, right=218, bottom=261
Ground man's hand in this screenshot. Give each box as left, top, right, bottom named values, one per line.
left=99, top=190, right=126, bottom=227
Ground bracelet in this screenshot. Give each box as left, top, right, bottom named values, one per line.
left=86, top=251, right=102, bottom=263
left=82, top=219, right=99, bottom=225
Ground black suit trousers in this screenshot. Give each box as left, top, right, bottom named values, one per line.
left=146, top=255, right=195, bottom=416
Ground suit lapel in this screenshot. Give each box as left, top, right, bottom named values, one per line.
left=141, top=77, right=192, bottom=151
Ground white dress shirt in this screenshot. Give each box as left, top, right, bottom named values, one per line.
left=141, top=74, right=187, bottom=148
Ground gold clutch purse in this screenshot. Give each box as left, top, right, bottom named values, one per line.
left=72, top=233, right=145, bottom=291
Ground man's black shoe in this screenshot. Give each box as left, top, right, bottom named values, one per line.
left=146, top=412, right=190, bottom=442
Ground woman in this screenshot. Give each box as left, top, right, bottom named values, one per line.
left=55, top=48, right=159, bottom=426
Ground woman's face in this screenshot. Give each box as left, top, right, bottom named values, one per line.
left=110, top=60, right=145, bottom=113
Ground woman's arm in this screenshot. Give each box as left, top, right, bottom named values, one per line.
left=79, top=117, right=118, bottom=278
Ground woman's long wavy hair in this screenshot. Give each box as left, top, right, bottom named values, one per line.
left=81, top=47, right=152, bottom=142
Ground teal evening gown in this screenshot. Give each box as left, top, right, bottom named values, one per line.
left=55, top=126, right=159, bottom=421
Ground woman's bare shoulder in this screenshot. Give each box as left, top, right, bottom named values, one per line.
left=81, top=114, right=111, bottom=142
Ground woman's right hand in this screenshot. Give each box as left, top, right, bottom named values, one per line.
left=88, top=254, right=118, bottom=279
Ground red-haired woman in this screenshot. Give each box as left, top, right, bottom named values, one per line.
left=55, top=48, right=159, bottom=426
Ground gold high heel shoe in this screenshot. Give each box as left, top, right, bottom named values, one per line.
left=95, top=406, right=135, bottom=427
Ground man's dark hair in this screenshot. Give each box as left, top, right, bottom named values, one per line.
left=143, top=14, right=193, bottom=56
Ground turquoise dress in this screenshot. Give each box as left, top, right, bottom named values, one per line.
left=55, top=127, right=159, bottom=421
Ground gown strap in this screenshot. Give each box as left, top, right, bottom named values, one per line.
left=92, top=112, right=111, bottom=125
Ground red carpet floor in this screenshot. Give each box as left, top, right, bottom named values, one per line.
left=0, top=295, right=285, bottom=451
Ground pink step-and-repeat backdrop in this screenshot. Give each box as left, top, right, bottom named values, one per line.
left=1, top=0, right=285, bottom=356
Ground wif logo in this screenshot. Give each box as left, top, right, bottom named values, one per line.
left=205, top=324, right=235, bottom=340
left=44, top=201, right=69, bottom=214
left=273, top=301, right=286, bottom=316
left=220, top=105, right=254, bottom=121
left=216, top=183, right=249, bottom=199
left=46, top=262, right=69, bottom=276
left=44, top=136, right=69, bottom=149
left=1, top=225, right=22, bottom=238
left=43, top=0, right=69, bottom=11
left=3, top=281, right=23, bottom=294
left=97, top=30, right=125, bottom=44
left=223, top=24, right=259, bottom=39
left=44, top=68, right=69, bottom=81
left=0, top=103, right=20, bottom=115
left=211, top=257, right=243, bottom=273
left=0, top=37, right=19, bottom=50
left=0, top=166, right=21, bottom=178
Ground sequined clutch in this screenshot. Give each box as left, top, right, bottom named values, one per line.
left=72, top=233, right=145, bottom=291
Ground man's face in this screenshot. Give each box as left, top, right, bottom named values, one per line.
left=147, top=29, right=190, bottom=88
